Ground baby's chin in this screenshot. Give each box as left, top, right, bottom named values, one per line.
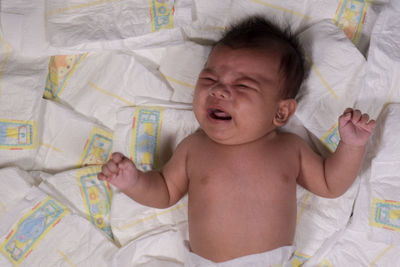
left=203, top=131, right=259, bottom=146
left=198, top=129, right=236, bottom=145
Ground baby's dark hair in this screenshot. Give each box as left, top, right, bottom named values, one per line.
left=215, top=16, right=305, bottom=99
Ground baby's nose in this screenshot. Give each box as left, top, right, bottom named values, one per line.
left=209, top=84, right=231, bottom=99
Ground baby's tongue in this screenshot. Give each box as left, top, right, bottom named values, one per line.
left=212, top=109, right=232, bottom=120
left=215, top=110, right=230, bottom=118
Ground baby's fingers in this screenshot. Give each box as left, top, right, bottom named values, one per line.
left=355, top=113, right=376, bottom=133
left=363, top=118, right=376, bottom=133
left=110, top=152, right=125, bottom=164
left=100, top=162, right=118, bottom=179
left=97, top=172, right=109, bottom=181
left=351, top=109, right=362, bottom=124
left=106, top=159, right=119, bottom=173
left=339, top=108, right=353, bottom=127
left=342, top=107, right=353, bottom=116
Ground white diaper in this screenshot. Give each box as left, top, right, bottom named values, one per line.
left=184, top=245, right=295, bottom=267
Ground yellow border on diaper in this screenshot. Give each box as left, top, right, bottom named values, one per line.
left=130, top=106, right=164, bottom=171
left=88, top=81, right=134, bottom=106
left=200, top=26, right=227, bottom=31
left=248, top=0, right=312, bottom=21
left=0, top=196, right=69, bottom=266
left=378, top=77, right=399, bottom=119
left=334, top=0, right=368, bottom=44
left=0, top=119, right=38, bottom=150
left=292, top=251, right=310, bottom=267
left=46, top=0, right=120, bottom=16
left=78, top=126, right=114, bottom=167
left=161, top=73, right=195, bottom=89
left=369, top=198, right=400, bottom=232
left=304, top=54, right=338, bottom=100
left=57, top=249, right=77, bottom=267
left=369, top=245, right=394, bottom=267
left=0, top=34, right=11, bottom=97
left=317, top=259, right=333, bottom=267
left=0, top=201, right=6, bottom=213
left=76, top=166, right=102, bottom=181
left=115, top=202, right=186, bottom=230
left=296, top=192, right=311, bottom=226
left=39, top=142, right=63, bottom=153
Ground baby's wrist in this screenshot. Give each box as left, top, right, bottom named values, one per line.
left=122, top=172, right=140, bottom=193
left=338, top=140, right=367, bottom=151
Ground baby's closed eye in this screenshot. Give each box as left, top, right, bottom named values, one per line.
left=236, top=84, right=249, bottom=89
left=199, top=76, right=217, bottom=85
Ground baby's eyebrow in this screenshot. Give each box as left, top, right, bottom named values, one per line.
left=200, top=68, right=276, bottom=87
left=235, top=75, right=260, bottom=85
left=237, top=71, right=277, bottom=87
left=200, top=67, right=216, bottom=75
left=241, top=70, right=280, bottom=86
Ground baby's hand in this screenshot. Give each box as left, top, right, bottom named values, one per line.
left=98, top=152, right=138, bottom=191
left=338, top=108, right=376, bottom=147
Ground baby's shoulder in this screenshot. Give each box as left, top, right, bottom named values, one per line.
left=177, top=129, right=206, bottom=148
left=275, top=131, right=304, bottom=142
left=274, top=131, right=309, bottom=150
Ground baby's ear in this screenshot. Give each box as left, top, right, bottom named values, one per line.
left=273, top=99, right=297, bottom=127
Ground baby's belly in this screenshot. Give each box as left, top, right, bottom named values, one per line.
left=188, top=184, right=297, bottom=262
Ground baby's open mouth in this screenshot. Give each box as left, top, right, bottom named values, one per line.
left=208, top=108, right=232, bottom=121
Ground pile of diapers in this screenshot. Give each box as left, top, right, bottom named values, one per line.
left=301, top=1, right=400, bottom=266
left=0, top=168, right=117, bottom=266
left=1, top=0, right=399, bottom=266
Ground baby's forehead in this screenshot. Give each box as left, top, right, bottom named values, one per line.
left=205, top=45, right=283, bottom=75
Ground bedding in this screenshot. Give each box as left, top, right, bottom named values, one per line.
left=0, top=0, right=399, bottom=266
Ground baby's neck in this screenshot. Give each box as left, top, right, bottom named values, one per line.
left=206, top=129, right=279, bottom=148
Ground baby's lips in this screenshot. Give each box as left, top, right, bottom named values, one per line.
left=208, top=108, right=232, bottom=120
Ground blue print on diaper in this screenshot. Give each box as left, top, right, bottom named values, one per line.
left=77, top=169, right=113, bottom=238
left=132, top=108, right=163, bottom=171
left=321, top=125, right=340, bottom=152
left=370, top=199, right=400, bottom=232
left=44, top=54, right=86, bottom=100
left=0, top=197, right=69, bottom=265
left=334, top=0, right=368, bottom=43
left=0, top=120, right=36, bottom=150
left=150, top=0, right=174, bottom=31
left=79, top=127, right=113, bottom=166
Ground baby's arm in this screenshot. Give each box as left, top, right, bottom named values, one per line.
left=98, top=138, right=190, bottom=208
left=297, top=108, right=376, bottom=198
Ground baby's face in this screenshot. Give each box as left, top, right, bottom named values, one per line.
left=193, top=45, right=284, bottom=145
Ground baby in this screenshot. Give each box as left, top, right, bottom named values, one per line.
left=98, top=17, right=375, bottom=266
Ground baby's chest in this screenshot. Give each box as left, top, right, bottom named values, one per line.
left=192, top=144, right=297, bottom=175
left=187, top=156, right=298, bottom=222
left=188, top=151, right=298, bottom=195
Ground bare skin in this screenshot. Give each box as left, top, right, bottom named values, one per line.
left=98, top=45, right=376, bottom=263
